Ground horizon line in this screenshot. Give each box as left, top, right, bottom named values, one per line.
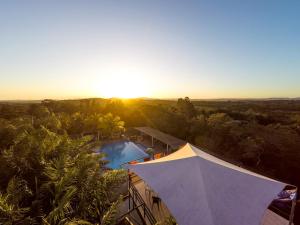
left=1, top=96, right=300, bottom=102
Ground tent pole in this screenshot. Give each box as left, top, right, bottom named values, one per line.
left=151, top=136, right=154, bottom=147
left=289, top=190, right=297, bottom=225
left=128, top=170, right=131, bottom=212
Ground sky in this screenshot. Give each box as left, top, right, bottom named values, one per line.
left=0, top=0, right=299, bottom=100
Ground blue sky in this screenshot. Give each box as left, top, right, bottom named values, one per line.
left=0, top=0, right=299, bottom=99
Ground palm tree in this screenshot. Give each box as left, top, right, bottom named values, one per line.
left=98, top=113, right=125, bottom=139
left=0, top=116, right=127, bottom=225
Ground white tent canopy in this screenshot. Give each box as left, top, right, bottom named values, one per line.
left=129, top=143, right=288, bottom=225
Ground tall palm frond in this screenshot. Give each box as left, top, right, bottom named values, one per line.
left=45, top=185, right=77, bottom=224
left=0, top=192, right=28, bottom=224
left=6, top=176, right=33, bottom=206
left=100, top=198, right=121, bottom=225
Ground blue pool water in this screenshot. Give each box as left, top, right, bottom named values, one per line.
left=100, top=141, right=149, bottom=169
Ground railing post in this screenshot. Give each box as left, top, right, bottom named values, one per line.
left=127, top=176, right=157, bottom=225
left=133, top=190, right=135, bottom=204
left=289, top=196, right=297, bottom=225
left=128, top=169, right=131, bottom=211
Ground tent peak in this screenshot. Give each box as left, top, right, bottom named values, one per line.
left=132, top=142, right=285, bottom=184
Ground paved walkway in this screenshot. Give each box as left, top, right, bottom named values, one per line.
left=136, top=137, right=167, bottom=154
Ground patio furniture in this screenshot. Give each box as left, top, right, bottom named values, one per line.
left=129, top=160, right=138, bottom=165
left=154, top=153, right=163, bottom=159
left=144, top=157, right=151, bottom=162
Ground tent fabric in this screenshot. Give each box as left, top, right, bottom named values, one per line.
left=129, top=143, right=287, bottom=225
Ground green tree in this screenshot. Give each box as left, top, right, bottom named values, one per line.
left=176, top=97, right=197, bottom=119
left=0, top=120, right=126, bottom=224
left=98, top=113, right=125, bottom=139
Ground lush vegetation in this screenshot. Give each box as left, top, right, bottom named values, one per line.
left=0, top=97, right=300, bottom=224
left=0, top=104, right=126, bottom=224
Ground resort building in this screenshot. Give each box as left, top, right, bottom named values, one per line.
left=134, top=127, right=186, bottom=153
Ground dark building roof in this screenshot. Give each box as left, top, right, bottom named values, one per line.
left=135, top=127, right=186, bottom=149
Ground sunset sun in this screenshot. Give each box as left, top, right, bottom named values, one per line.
left=95, top=74, right=150, bottom=99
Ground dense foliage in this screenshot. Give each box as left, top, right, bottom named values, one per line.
left=0, top=98, right=300, bottom=223
left=0, top=106, right=126, bottom=224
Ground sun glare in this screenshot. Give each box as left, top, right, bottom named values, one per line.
left=94, top=74, right=150, bottom=99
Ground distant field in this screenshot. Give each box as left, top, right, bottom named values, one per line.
left=0, top=100, right=41, bottom=104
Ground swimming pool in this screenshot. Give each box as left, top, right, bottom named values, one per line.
left=100, top=141, right=149, bottom=169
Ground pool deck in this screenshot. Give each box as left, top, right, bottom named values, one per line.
left=135, top=138, right=165, bottom=154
